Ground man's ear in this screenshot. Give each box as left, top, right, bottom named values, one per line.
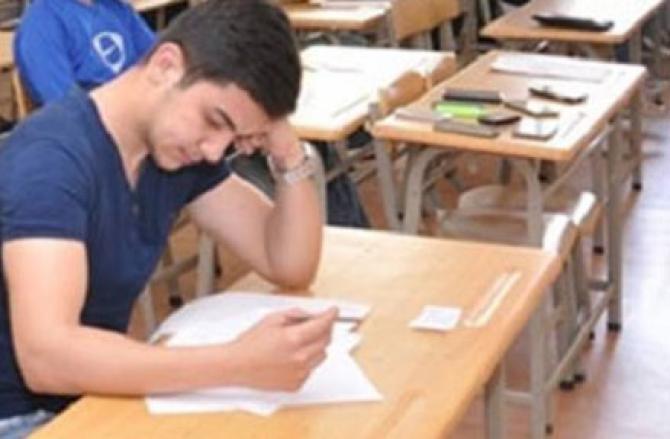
left=144, top=42, right=186, bottom=88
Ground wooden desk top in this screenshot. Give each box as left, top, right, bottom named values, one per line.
left=372, top=50, right=646, bottom=162
left=132, top=0, right=186, bottom=13
left=292, top=45, right=456, bottom=141
left=0, top=31, right=13, bottom=70
left=481, top=0, right=665, bottom=45
left=284, top=3, right=389, bottom=32
left=33, top=227, right=560, bottom=439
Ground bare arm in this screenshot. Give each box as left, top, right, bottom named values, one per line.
left=4, top=239, right=336, bottom=396
left=188, top=119, right=323, bottom=288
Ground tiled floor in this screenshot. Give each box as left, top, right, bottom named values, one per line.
left=131, top=114, right=670, bottom=438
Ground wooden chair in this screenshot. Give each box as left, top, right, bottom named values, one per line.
left=10, top=69, right=35, bottom=120
left=370, top=70, right=453, bottom=230
left=386, top=0, right=461, bottom=49
left=424, top=55, right=460, bottom=89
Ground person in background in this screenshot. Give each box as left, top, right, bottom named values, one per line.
left=14, top=0, right=155, bottom=105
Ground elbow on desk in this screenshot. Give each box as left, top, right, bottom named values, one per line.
left=14, top=341, right=75, bottom=395
left=265, top=261, right=318, bottom=291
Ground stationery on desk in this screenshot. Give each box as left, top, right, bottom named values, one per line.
left=464, top=270, right=522, bottom=328
left=491, top=53, right=611, bottom=83
left=147, top=292, right=381, bottom=416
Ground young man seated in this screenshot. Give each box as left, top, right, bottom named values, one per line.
left=0, top=0, right=336, bottom=436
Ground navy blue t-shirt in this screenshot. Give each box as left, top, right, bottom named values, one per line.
left=0, top=89, right=230, bottom=417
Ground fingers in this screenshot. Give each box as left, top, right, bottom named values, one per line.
left=300, top=337, right=329, bottom=370
left=235, top=133, right=266, bottom=155
left=289, top=307, right=338, bottom=345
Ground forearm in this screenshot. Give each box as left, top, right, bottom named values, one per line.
left=264, top=175, right=323, bottom=288
left=18, top=325, right=244, bottom=396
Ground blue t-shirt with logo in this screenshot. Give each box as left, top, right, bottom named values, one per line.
left=14, top=0, right=155, bottom=105
left=0, top=89, right=231, bottom=417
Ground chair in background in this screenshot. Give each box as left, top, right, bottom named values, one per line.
left=10, top=68, right=34, bottom=120
left=386, top=0, right=461, bottom=49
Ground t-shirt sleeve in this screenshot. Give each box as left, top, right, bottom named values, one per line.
left=184, top=159, right=233, bottom=204
left=14, top=11, right=77, bottom=105
left=0, top=141, right=91, bottom=241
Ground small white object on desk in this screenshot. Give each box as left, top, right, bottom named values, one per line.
left=409, top=305, right=462, bottom=332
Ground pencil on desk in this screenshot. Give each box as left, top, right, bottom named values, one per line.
left=463, top=270, right=522, bottom=328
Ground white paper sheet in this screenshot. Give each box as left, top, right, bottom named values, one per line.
left=146, top=292, right=380, bottom=415
left=491, top=53, right=610, bottom=83
left=152, top=291, right=370, bottom=342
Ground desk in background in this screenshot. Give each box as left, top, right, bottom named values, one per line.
left=481, top=0, right=666, bottom=191
left=371, top=52, right=646, bottom=435
left=293, top=45, right=455, bottom=182
left=284, top=2, right=389, bottom=36
left=31, top=227, right=560, bottom=439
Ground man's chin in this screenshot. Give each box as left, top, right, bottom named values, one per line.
left=155, top=157, right=183, bottom=172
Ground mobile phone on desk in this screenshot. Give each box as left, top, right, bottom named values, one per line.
left=512, top=118, right=558, bottom=141
left=532, top=13, right=614, bottom=32
left=504, top=100, right=559, bottom=118
left=442, top=88, right=503, bottom=104
left=529, top=84, right=587, bottom=104
left=478, top=111, right=520, bottom=126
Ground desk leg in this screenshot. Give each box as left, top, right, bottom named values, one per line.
left=458, top=0, right=477, bottom=65
left=402, top=148, right=447, bottom=234
left=195, top=234, right=216, bottom=297
left=373, top=139, right=401, bottom=230
left=630, top=90, right=644, bottom=191
left=628, top=30, right=644, bottom=191
left=606, top=115, right=624, bottom=330
left=651, top=11, right=663, bottom=77
left=511, top=158, right=552, bottom=438
left=485, top=363, right=506, bottom=439
left=510, top=159, right=543, bottom=245
left=529, top=300, right=548, bottom=439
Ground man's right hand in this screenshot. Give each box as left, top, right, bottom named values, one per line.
left=226, top=307, right=338, bottom=391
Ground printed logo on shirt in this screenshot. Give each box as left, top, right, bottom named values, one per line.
left=92, top=32, right=126, bottom=74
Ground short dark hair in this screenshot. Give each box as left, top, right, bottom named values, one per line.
left=156, top=0, right=301, bottom=118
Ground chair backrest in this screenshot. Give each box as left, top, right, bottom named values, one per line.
left=375, top=70, right=426, bottom=118
left=11, top=68, right=36, bottom=119
left=424, top=56, right=459, bottom=89
left=387, top=0, right=460, bottom=47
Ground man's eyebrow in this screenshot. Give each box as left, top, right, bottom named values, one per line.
left=214, top=107, right=237, bottom=132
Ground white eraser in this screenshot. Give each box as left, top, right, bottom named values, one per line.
left=409, top=306, right=462, bottom=332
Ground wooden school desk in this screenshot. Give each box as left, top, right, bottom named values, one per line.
left=293, top=45, right=455, bottom=181
left=371, top=49, right=645, bottom=370
left=284, top=1, right=390, bottom=35
left=31, top=227, right=560, bottom=439
left=481, top=0, right=666, bottom=190
left=284, top=0, right=469, bottom=56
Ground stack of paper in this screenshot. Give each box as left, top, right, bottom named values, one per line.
left=491, top=53, right=611, bottom=83
left=146, top=292, right=382, bottom=416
